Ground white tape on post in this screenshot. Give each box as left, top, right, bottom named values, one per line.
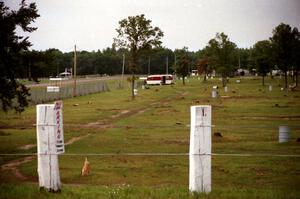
left=36, top=101, right=64, bottom=192
left=189, top=105, right=212, bottom=193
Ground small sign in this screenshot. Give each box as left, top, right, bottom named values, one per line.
left=47, top=86, right=60, bottom=92
left=54, top=101, right=65, bottom=154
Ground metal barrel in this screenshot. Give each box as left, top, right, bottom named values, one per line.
left=212, top=90, right=217, bottom=98
left=279, top=126, right=290, bottom=143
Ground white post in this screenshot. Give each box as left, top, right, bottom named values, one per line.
left=36, top=101, right=64, bottom=192
left=189, top=105, right=212, bottom=193
left=224, top=86, right=228, bottom=93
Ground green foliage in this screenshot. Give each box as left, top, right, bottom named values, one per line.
left=114, top=14, right=163, bottom=99
left=0, top=0, right=39, bottom=112
left=270, top=23, right=299, bottom=88
left=205, top=32, right=237, bottom=86
left=113, top=14, right=164, bottom=73
left=252, top=40, right=272, bottom=85
left=236, top=48, right=254, bottom=70
left=174, top=47, right=190, bottom=85
left=196, top=58, right=210, bottom=81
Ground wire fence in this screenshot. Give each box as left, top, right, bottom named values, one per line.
left=28, top=79, right=145, bottom=104
left=1, top=152, right=300, bottom=157
left=29, top=81, right=110, bottom=104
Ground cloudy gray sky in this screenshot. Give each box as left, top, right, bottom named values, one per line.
left=5, top=0, right=300, bottom=52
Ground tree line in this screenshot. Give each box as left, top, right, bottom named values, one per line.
left=20, top=47, right=178, bottom=79
left=20, top=24, right=300, bottom=91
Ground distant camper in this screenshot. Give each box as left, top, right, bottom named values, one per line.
left=59, top=71, right=72, bottom=79
left=146, top=74, right=174, bottom=85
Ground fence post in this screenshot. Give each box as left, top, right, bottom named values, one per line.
left=36, top=101, right=65, bottom=192
left=189, top=105, right=212, bottom=193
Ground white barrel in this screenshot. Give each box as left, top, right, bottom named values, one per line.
left=279, top=126, right=290, bottom=143
left=212, top=90, right=218, bottom=98
left=134, top=89, right=138, bottom=96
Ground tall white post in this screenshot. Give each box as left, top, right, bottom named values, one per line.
left=189, top=105, right=212, bottom=193
left=36, top=101, right=64, bottom=192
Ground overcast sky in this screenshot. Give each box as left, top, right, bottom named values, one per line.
left=5, top=0, right=300, bottom=52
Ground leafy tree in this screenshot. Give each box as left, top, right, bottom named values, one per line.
left=196, top=58, right=209, bottom=81
left=114, top=14, right=163, bottom=99
left=139, top=47, right=175, bottom=75
left=44, top=48, right=63, bottom=76
left=236, top=48, right=253, bottom=70
left=206, top=32, right=237, bottom=87
left=270, top=23, right=297, bottom=89
left=252, top=40, right=272, bottom=86
left=0, top=0, right=39, bottom=112
left=292, top=28, right=300, bottom=87
left=22, top=50, right=45, bottom=81
left=174, top=47, right=190, bottom=85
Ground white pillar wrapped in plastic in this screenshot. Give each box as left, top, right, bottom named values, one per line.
left=36, top=101, right=64, bottom=192
left=189, top=105, right=212, bottom=193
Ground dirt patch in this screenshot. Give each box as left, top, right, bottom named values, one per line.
left=212, top=133, right=240, bottom=143
left=221, top=96, right=270, bottom=99
left=111, top=110, right=130, bottom=118
left=96, top=108, right=121, bottom=111
left=65, top=134, right=91, bottom=145
left=84, top=121, right=112, bottom=129
left=137, top=108, right=150, bottom=115
left=18, top=144, right=36, bottom=150
left=2, top=133, right=92, bottom=181
left=1, top=156, right=35, bottom=180
left=237, top=115, right=300, bottom=120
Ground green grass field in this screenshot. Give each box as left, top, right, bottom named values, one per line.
left=0, top=76, right=300, bottom=198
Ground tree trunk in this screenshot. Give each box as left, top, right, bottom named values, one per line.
left=28, top=61, right=32, bottom=81
left=296, top=70, right=298, bottom=87
left=131, top=74, right=135, bottom=100
left=262, top=75, right=265, bottom=86
left=222, top=73, right=226, bottom=87
left=203, top=69, right=207, bottom=82
left=284, top=70, right=288, bottom=89
left=182, top=76, right=185, bottom=85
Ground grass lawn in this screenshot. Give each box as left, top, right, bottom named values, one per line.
left=0, top=75, right=299, bottom=198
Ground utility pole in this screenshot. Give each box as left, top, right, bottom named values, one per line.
left=121, top=53, right=125, bottom=87
left=73, top=45, right=77, bottom=97
left=166, top=56, right=169, bottom=74
left=148, top=56, right=151, bottom=75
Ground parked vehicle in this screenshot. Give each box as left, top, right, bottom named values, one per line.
left=146, top=74, right=174, bottom=85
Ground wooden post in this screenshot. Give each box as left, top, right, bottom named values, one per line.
left=36, top=101, right=65, bottom=192
left=189, top=105, right=212, bottom=193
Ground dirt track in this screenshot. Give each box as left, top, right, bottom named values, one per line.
left=1, top=90, right=187, bottom=181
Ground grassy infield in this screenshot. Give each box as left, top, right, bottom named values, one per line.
left=0, top=76, right=300, bottom=198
